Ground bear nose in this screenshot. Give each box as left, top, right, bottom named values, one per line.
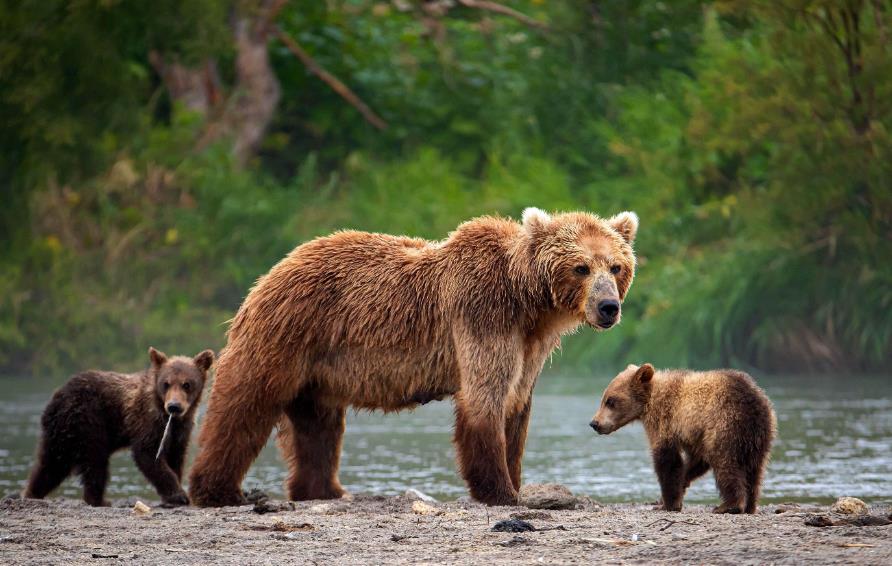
left=590, top=420, right=600, bottom=432
left=166, top=402, right=183, bottom=416
left=597, top=300, right=620, bottom=321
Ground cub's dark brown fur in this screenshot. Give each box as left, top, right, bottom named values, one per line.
left=23, top=347, right=213, bottom=506
left=591, top=364, right=776, bottom=514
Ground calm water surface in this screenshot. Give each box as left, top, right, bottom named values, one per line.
left=1, top=373, right=890, bottom=504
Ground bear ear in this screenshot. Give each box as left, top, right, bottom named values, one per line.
left=149, top=347, right=168, bottom=368
left=193, top=349, right=215, bottom=372
left=636, top=363, right=655, bottom=384
left=608, top=211, right=639, bottom=245
left=521, top=207, right=552, bottom=232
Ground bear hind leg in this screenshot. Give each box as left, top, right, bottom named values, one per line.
left=24, top=443, right=73, bottom=499
left=80, top=453, right=111, bottom=507
left=743, top=464, right=765, bottom=514
left=712, top=463, right=746, bottom=514
left=189, top=372, right=285, bottom=507
left=279, top=391, right=346, bottom=501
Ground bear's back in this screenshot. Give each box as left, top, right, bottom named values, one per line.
left=651, top=369, right=775, bottom=449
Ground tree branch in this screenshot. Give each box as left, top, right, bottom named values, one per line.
left=255, top=0, right=289, bottom=39
left=273, top=26, right=388, bottom=130
left=457, top=0, right=551, bottom=31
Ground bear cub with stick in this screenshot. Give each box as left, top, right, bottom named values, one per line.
left=591, top=364, right=776, bottom=514
left=23, top=347, right=213, bottom=506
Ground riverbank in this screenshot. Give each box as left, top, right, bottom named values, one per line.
left=2, top=492, right=890, bottom=565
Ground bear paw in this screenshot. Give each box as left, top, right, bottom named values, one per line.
left=161, top=491, right=190, bottom=507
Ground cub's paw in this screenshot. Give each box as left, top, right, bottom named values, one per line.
left=712, top=504, right=742, bottom=514
left=161, top=491, right=190, bottom=507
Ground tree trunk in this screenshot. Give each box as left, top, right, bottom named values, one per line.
left=151, top=2, right=282, bottom=165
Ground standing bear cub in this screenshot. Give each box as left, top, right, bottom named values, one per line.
left=591, top=364, right=776, bottom=514
left=23, top=347, right=214, bottom=506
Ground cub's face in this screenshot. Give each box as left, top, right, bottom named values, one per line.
left=523, top=208, right=638, bottom=330
left=590, top=363, right=654, bottom=435
left=149, top=347, right=214, bottom=418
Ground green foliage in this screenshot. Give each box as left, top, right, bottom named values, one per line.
left=1, top=1, right=889, bottom=376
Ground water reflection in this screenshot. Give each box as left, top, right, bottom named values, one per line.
left=1, top=373, right=890, bottom=504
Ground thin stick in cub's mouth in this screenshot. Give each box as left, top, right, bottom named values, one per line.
left=155, top=414, right=173, bottom=461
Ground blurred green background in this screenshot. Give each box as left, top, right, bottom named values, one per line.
left=1, top=0, right=889, bottom=377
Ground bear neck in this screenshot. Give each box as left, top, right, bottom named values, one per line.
left=640, top=372, right=686, bottom=437
left=505, top=230, right=559, bottom=326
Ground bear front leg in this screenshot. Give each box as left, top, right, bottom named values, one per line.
left=452, top=331, right=522, bottom=506
left=504, top=396, right=533, bottom=492
left=652, top=443, right=685, bottom=511
left=454, top=397, right=518, bottom=506
left=132, top=443, right=188, bottom=506
left=164, top=425, right=193, bottom=482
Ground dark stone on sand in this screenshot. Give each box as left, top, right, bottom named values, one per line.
left=492, top=519, right=536, bottom=533
left=244, top=489, right=270, bottom=504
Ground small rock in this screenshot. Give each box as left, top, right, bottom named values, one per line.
left=520, top=484, right=580, bottom=510
left=243, top=489, right=269, bottom=504
left=132, top=501, right=152, bottom=517
left=253, top=498, right=294, bottom=514
left=308, top=503, right=331, bottom=513
left=804, top=514, right=834, bottom=527
left=831, top=497, right=868, bottom=515
left=404, top=488, right=437, bottom=503
left=411, top=501, right=442, bottom=516
left=491, top=519, right=536, bottom=532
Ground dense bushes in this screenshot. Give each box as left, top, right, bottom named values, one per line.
left=1, top=1, right=889, bottom=376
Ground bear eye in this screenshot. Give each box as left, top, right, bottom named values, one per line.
left=182, top=382, right=191, bottom=392
left=610, top=265, right=621, bottom=275
left=162, top=382, right=170, bottom=391
left=574, top=265, right=590, bottom=276
left=605, top=397, right=616, bottom=409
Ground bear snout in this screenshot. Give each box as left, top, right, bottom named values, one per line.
left=596, top=299, right=620, bottom=327
left=585, top=298, right=621, bottom=329
left=165, top=401, right=185, bottom=416
left=589, top=420, right=601, bottom=433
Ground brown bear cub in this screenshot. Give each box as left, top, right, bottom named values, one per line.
left=591, top=364, right=776, bottom=514
left=23, top=347, right=214, bottom=506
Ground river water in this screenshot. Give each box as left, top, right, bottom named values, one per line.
left=1, top=372, right=890, bottom=504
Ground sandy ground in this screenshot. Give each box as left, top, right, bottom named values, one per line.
left=1, top=493, right=890, bottom=565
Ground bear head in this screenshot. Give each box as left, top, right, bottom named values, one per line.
left=149, top=347, right=215, bottom=418
left=522, top=207, right=638, bottom=330
left=589, top=363, right=655, bottom=435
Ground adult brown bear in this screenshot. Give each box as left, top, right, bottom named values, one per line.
left=189, top=208, right=639, bottom=507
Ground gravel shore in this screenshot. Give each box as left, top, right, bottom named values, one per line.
left=1, top=493, right=890, bottom=564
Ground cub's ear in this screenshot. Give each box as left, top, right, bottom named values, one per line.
left=521, top=207, right=552, bottom=233
left=608, top=211, right=639, bottom=245
left=149, top=347, right=167, bottom=368
left=635, top=363, right=655, bottom=384
left=193, top=349, right=215, bottom=372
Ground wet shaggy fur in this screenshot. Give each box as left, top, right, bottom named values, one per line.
left=189, top=209, right=639, bottom=507
left=591, top=364, right=776, bottom=514
left=23, top=348, right=214, bottom=506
